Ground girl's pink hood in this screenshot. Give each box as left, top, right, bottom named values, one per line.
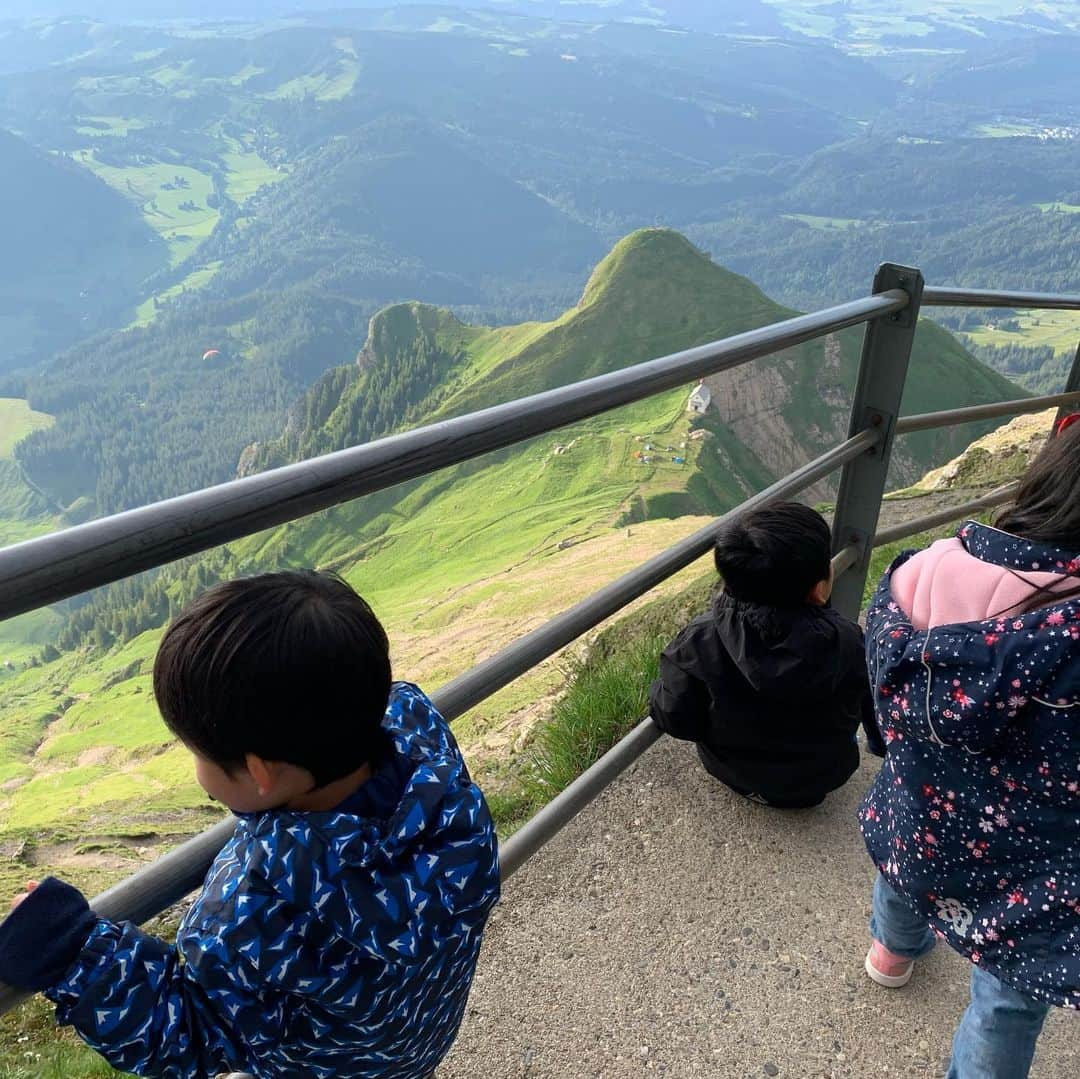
left=891, top=531, right=1072, bottom=631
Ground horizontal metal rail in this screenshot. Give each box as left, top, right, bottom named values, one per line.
left=830, top=542, right=860, bottom=579
left=0, top=291, right=907, bottom=623
left=873, top=484, right=1019, bottom=549
left=896, top=390, right=1080, bottom=435
left=501, top=718, right=662, bottom=880
left=922, top=287, right=1080, bottom=310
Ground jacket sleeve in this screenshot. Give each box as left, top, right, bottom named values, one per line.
left=0, top=878, right=97, bottom=991
left=837, top=617, right=885, bottom=758
left=649, top=636, right=710, bottom=741
left=861, top=687, right=887, bottom=758
left=42, top=915, right=276, bottom=1078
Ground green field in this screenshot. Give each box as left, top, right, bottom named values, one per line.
left=962, top=308, right=1080, bottom=356
left=222, top=148, right=284, bottom=203
left=782, top=213, right=865, bottom=231
left=1037, top=201, right=1080, bottom=215
left=74, top=153, right=219, bottom=268
left=0, top=400, right=51, bottom=459
left=130, top=262, right=222, bottom=327
left=74, top=115, right=147, bottom=138
left=972, top=121, right=1046, bottom=138
left=269, top=58, right=361, bottom=101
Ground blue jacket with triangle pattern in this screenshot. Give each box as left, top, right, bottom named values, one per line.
left=43, top=682, right=500, bottom=1077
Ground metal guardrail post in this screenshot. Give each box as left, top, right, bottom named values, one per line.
left=830, top=263, right=925, bottom=619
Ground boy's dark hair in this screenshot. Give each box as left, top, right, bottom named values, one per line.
left=713, top=501, right=832, bottom=606
left=153, top=571, right=392, bottom=788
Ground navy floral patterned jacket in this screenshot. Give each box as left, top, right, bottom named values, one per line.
left=0, top=682, right=500, bottom=1077
left=860, top=523, right=1080, bottom=1009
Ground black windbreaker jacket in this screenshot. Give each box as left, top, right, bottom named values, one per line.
left=649, top=592, right=882, bottom=806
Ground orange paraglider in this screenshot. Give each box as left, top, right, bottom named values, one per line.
left=202, top=349, right=221, bottom=361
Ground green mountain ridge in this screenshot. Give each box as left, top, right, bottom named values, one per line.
left=249, top=229, right=1023, bottom=508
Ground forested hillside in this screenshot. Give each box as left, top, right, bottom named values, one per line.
left=0, top=129, right=164, bottom=372
left=13, top=293, right=373, bottom=513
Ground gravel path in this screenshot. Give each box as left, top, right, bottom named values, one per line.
left=441, top=738, right=1076, bottom=1079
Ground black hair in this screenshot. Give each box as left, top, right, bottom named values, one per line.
left=996, top=419, right=1080, bottom=548
left=153, top=571, right=392, bottom=788
left=713, top=501, right=832, bottom=607
left=992, top=420, right=1080, bottom=614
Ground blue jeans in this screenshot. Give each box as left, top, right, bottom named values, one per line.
left=870, top=875, right=1050, bottom=1078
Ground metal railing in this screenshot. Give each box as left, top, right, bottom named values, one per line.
left=1, top=265, right=1079, bottom=1032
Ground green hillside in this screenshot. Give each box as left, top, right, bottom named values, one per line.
left=0, top=129, right=166, bottom=373
left=0, top=398, right=57, bottom=545
left=255, top=228, right=1022, bottom=492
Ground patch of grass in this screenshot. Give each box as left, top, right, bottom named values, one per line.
left=0, top=400, right=59, bottom=548
left=962, top=308, right=1080, bottom=357
left=72, top=154, right=218, bottom=267
left=130, top=262, right=221, bottom=328
left=972, top=121, right=1044, bottom=138
left=222, top=142, right=284, bottom=203
left=782, top=213, right=865, bottom=230
left=1036, top=202, right=1080, bottom=215
left=0, top=1014, right=127, bottom=1078
left=74, top=115, right=146, bottom=138
left=268, top=58, right=360, bottom=101
left=0, top=400, right=52, bottom=459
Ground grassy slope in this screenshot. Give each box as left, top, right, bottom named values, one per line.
left=963, top=307, right=1080, bottom=357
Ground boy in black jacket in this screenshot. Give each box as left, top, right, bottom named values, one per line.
left=649, top=502, right=883, bottom=808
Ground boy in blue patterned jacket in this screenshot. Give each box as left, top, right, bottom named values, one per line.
left=0, top=572, right=500, bottom=1078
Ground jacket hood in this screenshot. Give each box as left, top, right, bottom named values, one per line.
left=237, top=683, right=499, bottom=955
left=712, top=592, right=847, bottom=696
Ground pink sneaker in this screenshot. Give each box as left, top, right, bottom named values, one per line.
left=865, top=940, right=915, bottom=987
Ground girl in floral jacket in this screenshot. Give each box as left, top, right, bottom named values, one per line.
left=860, top=415, right=1080, bottom=1079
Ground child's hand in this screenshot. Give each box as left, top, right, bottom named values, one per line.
left=10, top=881, right=39, bottom=912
